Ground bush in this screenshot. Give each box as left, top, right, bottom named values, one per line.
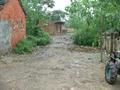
left=30, top=27, right=51, bottom=45
left=15, top=39, right=34, bottom=54
left=27, top=36, right=38, bottom=47
left=73, top=29, right=99, bottom=47
left=15, top=27, right=51, bottom=54
left=36, top=32, right=50, bottom=45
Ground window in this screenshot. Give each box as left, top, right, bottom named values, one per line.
left=0, top=0, right=5, bottom=5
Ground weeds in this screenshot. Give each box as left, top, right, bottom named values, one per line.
left=15, top=27, right=51, bottom=54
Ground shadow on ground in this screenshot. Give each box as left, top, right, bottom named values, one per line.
left=111, top=78, right=120, bottom=90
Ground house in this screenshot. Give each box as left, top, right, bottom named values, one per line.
left=0, top=0, right=26, bottom=54
left=45, top=21, right=66, bottom=35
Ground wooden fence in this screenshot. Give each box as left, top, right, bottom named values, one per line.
left=102, top=31, right=120, bottom=54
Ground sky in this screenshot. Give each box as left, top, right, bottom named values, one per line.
left=52, top=0, right=71, bottom=11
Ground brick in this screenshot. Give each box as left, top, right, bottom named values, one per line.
left=0, top=0, right=26, bottom=48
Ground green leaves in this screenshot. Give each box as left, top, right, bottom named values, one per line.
left=15, top=0, right=52, bottom=54
left=50, top=10, right=67, bottom=21
left=21, top=0, right=55, bottom=25
left=66, top=0, right=120, bottom=46
left=15, top=27, right=51, bottom=54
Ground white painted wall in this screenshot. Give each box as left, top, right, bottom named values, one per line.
left=0, top=20, right=12, bottom=55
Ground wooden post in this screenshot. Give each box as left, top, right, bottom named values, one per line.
left=100, top=34, right=103, bottom=62
left=100, top=15, right=104, bottom=62
left=110, top=32, right=114, bottom=55
left=104, top=32, right=107, bottom=50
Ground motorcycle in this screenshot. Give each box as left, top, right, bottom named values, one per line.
left=105, top=51, right=120, bottom=84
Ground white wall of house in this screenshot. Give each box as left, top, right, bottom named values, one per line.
left=0, top=20, right=12, bottom=55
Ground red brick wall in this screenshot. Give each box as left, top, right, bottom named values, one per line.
left=0, top=0, right=26, bottom=48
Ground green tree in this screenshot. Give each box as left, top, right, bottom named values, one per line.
left=15, top=0, right=55, bottom=54
left=49, top=10, right=67, bottom=21
left=66, top=0, right=120, bottom=46
left=21, top=0, right=55, bottom=33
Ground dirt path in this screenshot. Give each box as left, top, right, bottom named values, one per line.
left=0, top=34, right=120, bottom=90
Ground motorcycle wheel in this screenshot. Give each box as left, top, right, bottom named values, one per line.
left=105, top=62, right=117, bottom=85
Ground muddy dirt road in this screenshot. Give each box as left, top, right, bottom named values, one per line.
left=0, top=34, right=120, bottom=90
